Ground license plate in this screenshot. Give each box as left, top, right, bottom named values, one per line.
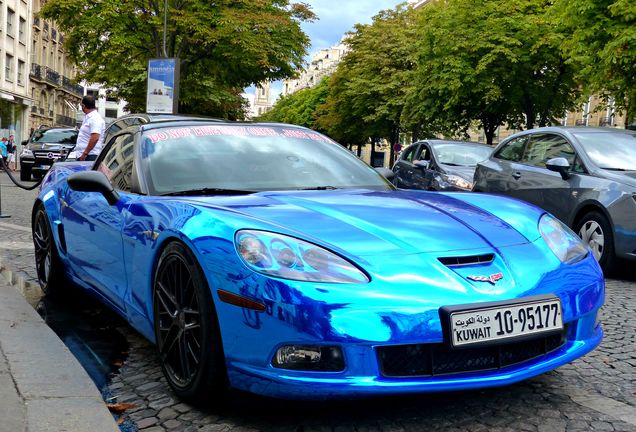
left=449, top=298, right=562, bottom=348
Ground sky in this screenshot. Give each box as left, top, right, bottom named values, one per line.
left=244, top=0, right=406, bottom=106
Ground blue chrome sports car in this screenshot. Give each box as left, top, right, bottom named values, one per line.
left=32, top=119, right=604, bottom=402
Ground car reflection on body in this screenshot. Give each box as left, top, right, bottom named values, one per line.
left=392, top=140, right=493, bottom=191
left=33, top=119, right=603, bottom=403
left=473, top=126, right=636, bottom=273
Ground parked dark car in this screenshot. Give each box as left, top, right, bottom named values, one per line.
left=392, top=140, right=493, bottom=191
left=473, top=126, right=636, bottom=272
left=19, top=127, right=78, bottom=181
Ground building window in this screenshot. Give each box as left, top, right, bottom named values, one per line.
left=87, top=88, right=99, bottom=97
left=7, top=8, right=15, bottom=37
left=5, top=54, right=14, bottom=82
left=17, top=60, right=25, bottom=85
left=106, top=94, right=118, bottom=102
left=19, top=17, right=26, bottom=43
left=105, top=108, right=118, bottom=119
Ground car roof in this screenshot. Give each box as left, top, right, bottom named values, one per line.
left=511, top=126, right=636, bottom=135
left=420, top=139, right=490, bottom=147
left=139, top=119, right=312, bottom=132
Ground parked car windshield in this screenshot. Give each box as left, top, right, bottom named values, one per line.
left=573, top=130, right=636, bottom=171
left=30, top=129, right=77, bottom=144
left=141, top=124, right=392, bottom=195
left=433, top=143, right=492, bottom=166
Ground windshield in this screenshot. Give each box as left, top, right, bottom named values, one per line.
left=573, top=130, right=636, bottom=171
left=141, top=124, right=392, bottom=195
left=31, top=129, right=77, bottom=144
left=433, top=143, right=493, bottom=166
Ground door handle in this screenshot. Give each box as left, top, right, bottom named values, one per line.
left=512, top=172, right=521, bottom=180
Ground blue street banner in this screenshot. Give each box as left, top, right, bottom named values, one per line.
left=146, top=58, right=180, bottom=114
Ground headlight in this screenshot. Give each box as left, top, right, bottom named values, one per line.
left=235, top=230, right=369, bottom=283
left=21, top=148, right=33, bottom=157
left=539, top=214, right=588, bottom=264
left=443, top=174, right=473, bottom=190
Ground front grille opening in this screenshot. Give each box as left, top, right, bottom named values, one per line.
left=438, top=253, right=495, bottom=267
left=377, top=328, right=566, bottom=378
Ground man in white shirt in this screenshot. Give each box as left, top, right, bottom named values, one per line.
left=74, top=95, right=105, bottom=161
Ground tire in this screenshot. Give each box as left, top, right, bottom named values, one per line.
left=575, top=211, right=616, bottom=274
left=20, top=166, right=31, bottom=181
left=153, top=242, right=228, bottom=404
left=32, top=203, right=67, bottom=296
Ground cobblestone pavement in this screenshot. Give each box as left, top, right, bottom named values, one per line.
left=1, top=175, right=635, bottom=432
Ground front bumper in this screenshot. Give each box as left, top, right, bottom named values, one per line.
left=226, top=317, right=602, bottom=399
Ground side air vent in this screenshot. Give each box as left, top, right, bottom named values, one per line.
left=438, top=253, right=494, bottom=267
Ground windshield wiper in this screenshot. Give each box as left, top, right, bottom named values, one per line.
left=599, top=167, right=629, bottom=171
left=298, top=186, right=340, bottom=190
left=161, top=188, right=255, bottom=196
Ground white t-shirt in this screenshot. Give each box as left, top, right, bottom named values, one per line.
left=75, top=110, right=105, bottom=156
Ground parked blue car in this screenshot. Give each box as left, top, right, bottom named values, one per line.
left=33, top=119, right=604, bottom=402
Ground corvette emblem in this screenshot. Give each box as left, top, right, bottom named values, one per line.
left=467, top=272, right=503, bottom=285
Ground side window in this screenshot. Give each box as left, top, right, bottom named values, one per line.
left=96, top=133, right=135, bottom=192
left=418, top=145, right=431, bottom=162
left=494, top=136, right=527, bottom=162
left=524, top=134, right=575, bottom=168
left=401, top=145, right=419, bottom=163
left=106, top=120, right=124, bottom=137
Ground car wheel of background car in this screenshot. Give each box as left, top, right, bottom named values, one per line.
left=575, top=211, right=616, bottom=273
left=153, top=241, right=227, bottom=404
left=32, top=203, right=67, bottom=296
left=20, top=166, right=31, bottom=181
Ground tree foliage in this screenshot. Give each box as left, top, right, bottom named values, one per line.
left=257, top=77, right=330, bottom=131
left=40, top=0, right=315, bottom=118
left=315, top=5, right=418, bottom=154
left=404, top=0, right=580, bottom=144
left=554, top=0, right=636, bottom=124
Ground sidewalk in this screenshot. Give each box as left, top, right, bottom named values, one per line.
left=0, top=254, right=119, bottom=431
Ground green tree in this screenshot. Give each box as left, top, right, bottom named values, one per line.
left=554, top=0, right=636, bottom=125
left=316, top=5, right=418, bottom=161
left=40, top=0, right=315, bottom=118
left=405, top=0, right=580, bottom=143
left=258, top=77, right=330, bottom=130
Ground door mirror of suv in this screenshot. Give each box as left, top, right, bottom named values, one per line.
left=414, top=160, right=430, bottom=169
left=375, top=167, right=395, bottom=181
left=546, top=157, right=571, bottom=180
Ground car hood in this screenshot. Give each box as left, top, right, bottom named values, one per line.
left=28, top=142, right=76, bottom=151
left=597, top=169, right=636, bottom=188
left=190, top=189, right=536, bottom=257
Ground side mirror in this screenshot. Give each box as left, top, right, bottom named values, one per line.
left=21, top=140, right=28, bottom=146
left=375, top=167, right=395, bottom=181
left=67, top=170, right=120, bottom=205
left=546, top=157, right=570, bottom=180
left=414, top=160, right=430, bottom=169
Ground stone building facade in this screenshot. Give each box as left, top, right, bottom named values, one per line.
left=0, top=0, right=32, bottom=142
left=28, top=0, right=83, bottom=134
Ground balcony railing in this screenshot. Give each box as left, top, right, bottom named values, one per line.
left=52, top=29, right=57, bottom=40
left=45, top=67, right=60, bottom=86
left=56, top=114, right=76, bottom=126
left=30, top=63, right=42, bottom=80
left=575, top=119, right=587, bottom=126
left=62, top=75, right=84, bottom=96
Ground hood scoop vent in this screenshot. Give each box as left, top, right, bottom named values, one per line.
left=438, top=253, right=494, bottom=267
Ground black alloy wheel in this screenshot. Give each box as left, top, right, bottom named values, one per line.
left=32, top=204, right=66, bottom=295
left=153, top=242, right=227, bottom=403
left=575, top=210, right=617, bottom=274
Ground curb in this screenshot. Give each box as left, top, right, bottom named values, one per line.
left=0, top=256, right=120, bottom=432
